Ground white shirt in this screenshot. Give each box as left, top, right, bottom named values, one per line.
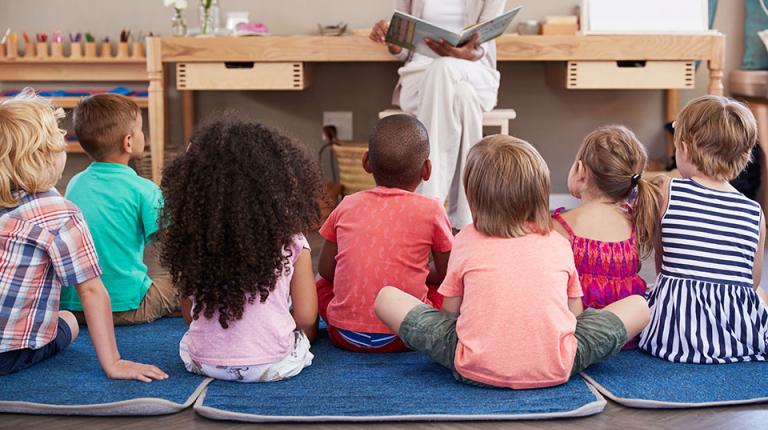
left=408, top=0, right=467, bottom=68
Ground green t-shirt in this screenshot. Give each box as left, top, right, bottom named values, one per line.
left=60, top=162, right=163, bottom=312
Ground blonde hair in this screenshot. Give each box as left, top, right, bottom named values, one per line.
left=674, top=95, right=757, bottom=181
left=464, top=135, right=552, bottom=238
left=577, top=125, right=661, bottom=258
left=0, top=88, right=66, bottom=207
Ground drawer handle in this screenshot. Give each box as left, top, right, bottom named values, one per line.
left=225, top=62, right=255, bottom=69
left=616, top=61, right=647, bottom=68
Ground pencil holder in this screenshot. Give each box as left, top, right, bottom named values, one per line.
left=99, top=41, right=112, bottom=57
left=69, top=41, right=82, bottom=59
left=131, top=41, right=145, bottom=58
left=50, top=42, right=64, bottom=58
left=5, top=39, right=18, bottom=59
left=36, top=42, right=48, bottom=59
left=24, top=42, right=36, bottom=58
left=0, top=43, right=5, bottom=59
left=84, top=42, right=97, bottom=58
left=116, top=42, right=129, bottom=58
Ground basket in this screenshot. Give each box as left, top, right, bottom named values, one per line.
left=331, top=143, right=376, bottom=195
left=132, top=146, right=183, bottom=181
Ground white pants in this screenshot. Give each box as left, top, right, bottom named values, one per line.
left=179, top=330, right=313, bottom=382
left=398, top=57, right=500, bottom=228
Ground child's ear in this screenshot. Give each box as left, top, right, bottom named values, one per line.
left=122, top=133, right=133, bottom=154
left=575, top=160, right=587, bottom=181
left=421, top=159, right=432, bottom=181
left=362, top=151, right=373, bottom=174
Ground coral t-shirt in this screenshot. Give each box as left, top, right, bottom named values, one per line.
left=320, top=186, right=453, bottom=333
left=438, top=225, right=583, bottom=389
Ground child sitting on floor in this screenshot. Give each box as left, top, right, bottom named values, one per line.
left=162, top=118, right=320, bottom=382
left=317, top=114, right=453, bottom=352
left=375, top=135, right=650, bottom=389
left=0, top=90, right=167, bottom=381
left=640, top=96, right=768, bottom=363
left=552, top=126, right=661, bottom=349
left=59, top=94, right=178, bottom=325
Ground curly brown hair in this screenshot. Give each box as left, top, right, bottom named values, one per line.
left=160, top=117, right=323, bottom=328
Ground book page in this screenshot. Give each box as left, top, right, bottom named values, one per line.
left=459, top=7, right=521, bottom=45
left=386, top=11, right=462, bottom=58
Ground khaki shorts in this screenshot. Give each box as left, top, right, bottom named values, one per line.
left=399, top=304, right=628, bottom=385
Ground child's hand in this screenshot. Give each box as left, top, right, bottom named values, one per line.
left=105, top=359, right=169, bottom=382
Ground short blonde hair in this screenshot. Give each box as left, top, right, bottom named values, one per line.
left=674, top=95, right=757, bottom=181
left=0, top=89, right=66, bottom=207
left=464, top=135, right=551, bottom=238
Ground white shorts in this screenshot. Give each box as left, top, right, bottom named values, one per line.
left=179, top=330, right=314, bottom=382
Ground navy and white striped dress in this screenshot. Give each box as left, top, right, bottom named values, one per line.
left=639, top=178, right=768, bottom=363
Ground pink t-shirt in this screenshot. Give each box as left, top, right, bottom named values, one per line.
left=185, top=234, right=309, bottom=366
left=320, top=186, right=453, bottom=333
left=438, top=225, right=582, bottom=389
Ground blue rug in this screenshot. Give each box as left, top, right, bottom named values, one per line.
left=0, top=318, right=210, bottom=415
left=194, top=332, right=605, bottom=422
left=581, top=349, right=768, bottom=408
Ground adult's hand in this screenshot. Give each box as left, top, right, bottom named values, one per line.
left=425, top=32, right=483, bottom=61
left=370, top=19, right=403, bottom=55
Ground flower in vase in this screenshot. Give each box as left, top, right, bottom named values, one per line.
left=164, top=0, right=188, bottom=10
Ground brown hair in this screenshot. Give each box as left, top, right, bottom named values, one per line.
left=73, top=94, right=141, bottom=161
left=674, top=95, right=757, bottom=181
left=0, top=89, right=67, bottom=207
left=577, top=125, right=661, bottom=257
left=464, top=135, right=551, bottom=238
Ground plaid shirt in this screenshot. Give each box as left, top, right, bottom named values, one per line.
left=0, top=189, right=101, bottom=353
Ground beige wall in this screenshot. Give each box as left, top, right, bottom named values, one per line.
left=0, top=0, right=746, bottom=192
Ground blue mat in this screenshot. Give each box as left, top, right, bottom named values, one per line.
left=194, top=332, right=606, bottom=422
left=582, top=350, right=768, bottom=408
left=0, top=318, right=210, bottom=416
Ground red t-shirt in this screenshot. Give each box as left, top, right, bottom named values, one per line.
left=320, top=186, right=453, bottom=333
left=439, top=225, right=583, bottom=389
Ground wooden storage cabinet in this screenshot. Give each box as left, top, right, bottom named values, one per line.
left=554, top=61, right=695, bottom=90
left=176, top=62, right=310, bottom=90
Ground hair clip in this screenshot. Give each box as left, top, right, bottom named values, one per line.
left=630, top=173, right=641, bottom=186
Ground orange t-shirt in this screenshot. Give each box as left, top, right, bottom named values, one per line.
left=320, top=186, right=453, bottom=333
left=438, top=225, right=582, bottom=389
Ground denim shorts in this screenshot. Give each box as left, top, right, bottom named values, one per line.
left=0, top=317, right=73, bottom=375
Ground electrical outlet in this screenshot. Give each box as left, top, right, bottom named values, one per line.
left=323, top=111, right=353, bottom=141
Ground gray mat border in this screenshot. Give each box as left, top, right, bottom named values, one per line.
left=0, top=378, right=212, bottom=416
left=193, top=380, right=607, bottom=423
left=581, top=372, right=768, bottom=409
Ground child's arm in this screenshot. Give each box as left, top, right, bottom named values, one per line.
left=753, top=213, right=766, bottom=291
left=568, top=298, right=584, bottom=317
left=181, top=297, right=193, bottom=325
left=317, top=240, right=337, bottom=282
left=290, top=248, right=318, bottom=342
left=77, top=277, right=168, bottom=382
left=426, top=251, right=450, bottom=285
left=441, top=295, right=463, bottom=315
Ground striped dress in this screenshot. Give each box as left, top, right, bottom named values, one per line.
left=639, top=178, right=768, bottom=363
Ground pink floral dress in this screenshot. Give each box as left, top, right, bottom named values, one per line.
left=552, top=207, right=647, bottom=349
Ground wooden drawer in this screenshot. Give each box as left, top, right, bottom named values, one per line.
left=551, top=61, right=694, bottom=89
left=176, top=62, right=309, bottom=90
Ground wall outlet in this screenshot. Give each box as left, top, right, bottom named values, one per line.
left=323, top=111, right=353, bottom=141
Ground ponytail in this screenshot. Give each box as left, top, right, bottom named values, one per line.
left=630, top=177, right=662, bottom=259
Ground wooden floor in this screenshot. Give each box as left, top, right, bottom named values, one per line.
left=3, top=234, right=768, bottom=429
left=3, top=401, right=768, bottom=430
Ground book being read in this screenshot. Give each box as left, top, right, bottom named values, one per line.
left=386, top=6, right=522, bottom=58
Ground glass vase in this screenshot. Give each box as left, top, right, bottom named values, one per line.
left=171, top=9, right=187, bottom=36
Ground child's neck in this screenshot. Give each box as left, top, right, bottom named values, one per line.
left=688, top=174, right=734, bottom=192
left=578, top=187, right=614, bottom=206
left=99, top=153, right=132, bottom=166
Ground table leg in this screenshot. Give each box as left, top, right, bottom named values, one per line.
left=665, top=89, right=680, bottom=165
left=181, top=90, right=195, bottom=144
left=147, top=37, right=165, bottom=184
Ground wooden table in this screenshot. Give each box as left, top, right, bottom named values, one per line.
left=146, top=34, right=726, bottom=183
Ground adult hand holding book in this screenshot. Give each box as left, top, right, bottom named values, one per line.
left=424, top=32, right=482, bottom=61
left=370, top=19, right=403, bottom=56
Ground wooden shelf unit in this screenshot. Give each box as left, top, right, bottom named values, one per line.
left=0, top=95, right=148, bottom=108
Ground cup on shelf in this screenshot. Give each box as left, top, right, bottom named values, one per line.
left=69, top=41, right=82, bottom=59
left=84, top=41, right=97, bottom=58
left=0, top=43, right=5, bottom=59
left=99, top=41, right=112, bottom=57
left=36, top=42, right=48, bottom=59
left=131, top=41, right=145, bottom=58
left=5, top=39, right=18, bottom=59
left=50, top=41, right=64, bottom=58
left=116, top=41, right=129, bottom=58
left=23, top=42, right=36, bottom=58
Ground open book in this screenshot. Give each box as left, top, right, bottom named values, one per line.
left=386, top=6, right=522, bottom=58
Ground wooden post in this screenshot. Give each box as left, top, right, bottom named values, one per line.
left=664, top=89, right=680, bottom=165
left=181, top=90, right=195, bottom=143
left=707, top=34, right=726, bottom=96
left=146, top=37, right=165, bottom=184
